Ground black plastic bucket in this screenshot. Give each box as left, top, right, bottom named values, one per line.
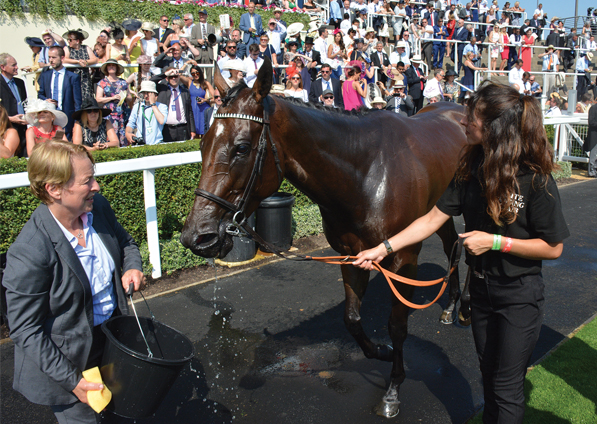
left=222, top=213, right=257, bottom=262
left=256, top=192, right=295, bottom=252
left=100, top=316, right=194, bottom=418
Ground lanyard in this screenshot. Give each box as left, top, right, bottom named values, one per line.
left=143, top=106, right=154, bottom=122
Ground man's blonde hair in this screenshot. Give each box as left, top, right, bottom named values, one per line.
left=28, top=140, right=94, bottom=204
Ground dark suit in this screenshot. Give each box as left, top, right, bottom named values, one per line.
left=0, top=76, right=27, bottom=156
left=190, top=22, right=217, bottom=82
left=153, top=27, right=175, bottom=51
left=38, top=69, right=82, bottom=140
left=424, top=11, right=440, bottom=27
left=236, top=41, right=248, bottom=60
left=151, top=76, right=196, bottom=142
left=453, top=26, right=470, bottom=71
left=3, top=195, right=141, bottom=406
left=585, top=104, right=597, bottom=177
left=153, top=52, right=190, bottom=70
left=204, top=105, right=218, bottom=134
left=405, top=65, right=424, bottom=112
left=303, top=49, right=321, bottom=82
left=371, top=50, right=390, bottom=85
left=309, top=77, right=343, bottom=108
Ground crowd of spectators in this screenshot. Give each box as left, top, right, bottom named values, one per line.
left=2, top=0, right=597, bottom=161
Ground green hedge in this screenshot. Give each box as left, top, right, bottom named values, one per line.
left=0, top=142, right=320, bottom=265
left=1, top=0, right=310, bottom=28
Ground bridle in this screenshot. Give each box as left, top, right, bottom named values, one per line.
left=194, top=99, right=284, bottom=239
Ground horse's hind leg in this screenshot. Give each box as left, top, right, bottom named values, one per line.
left=435, top=217, right=461, bottom=324
left=341, top=265, right=393, bottom=362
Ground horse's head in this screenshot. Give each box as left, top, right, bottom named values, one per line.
left=181, top=59, right=282, bottom=258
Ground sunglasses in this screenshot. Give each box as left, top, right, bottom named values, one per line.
left=162, top=19, right=169, bottom=22
left=323, top=96, right=334, bottom=99
left=291, top=77, right=301, bottom=80
left=190, top=72, right=200, bottom=76
left=227, top=45, right=237, bottom=49
left=167, top=75, right=179, bottom=79
left=321, top=70, right=331, bottom=74
left=214, top=96, right=221, bottom=99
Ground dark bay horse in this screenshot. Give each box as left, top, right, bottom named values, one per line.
left=181, top=61, right=470, bottom=417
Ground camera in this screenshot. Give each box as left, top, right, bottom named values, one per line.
left=589, top=7, right=594, bottom=15
left=131, top=136, right=146, bottom=146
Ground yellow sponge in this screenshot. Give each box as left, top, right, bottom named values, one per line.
left=82, top=366, right=112, bottom=413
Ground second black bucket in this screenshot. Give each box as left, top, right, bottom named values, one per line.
left=256, top=192, right=295, bottom=252
left=100, top=316, right=194, bottom=419
left=222, top=213, right=257, bottom=262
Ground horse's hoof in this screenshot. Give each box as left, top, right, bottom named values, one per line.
left=376, top=344, right=394, bottom=362
left=373, top=400, right=400, bottom=418
left=458, top=310, right=471, bottom=327
left=439, top=309, right=456, bottom=325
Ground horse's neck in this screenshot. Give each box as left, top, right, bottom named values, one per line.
left=272, top=103, right=367, bottom=209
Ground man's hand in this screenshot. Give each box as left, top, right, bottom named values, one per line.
left=121, top=269, right=145, bottom=293
left=73, top=378, right=103, bottom=404
left=9, top=114, right=27, bottom=126
left=147, top=92, right=158, bottom=104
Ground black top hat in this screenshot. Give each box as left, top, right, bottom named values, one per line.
left=122, top=19, right=142, bottom=31
left=73, top=97, right=111, bottom=121
left=25, top=37, right=45, bottom=48
left=304, top=36, right=315, bottom=44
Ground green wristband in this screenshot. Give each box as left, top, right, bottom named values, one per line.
left=492, top=234, right=502, bottom=251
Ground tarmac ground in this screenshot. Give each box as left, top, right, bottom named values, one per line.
left=1, top=178, right=596, bottom=424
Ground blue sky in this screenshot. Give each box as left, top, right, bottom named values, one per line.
left=515, top=0, right=592, bottom=21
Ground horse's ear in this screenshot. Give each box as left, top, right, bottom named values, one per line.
left=252, top=58, right=272, bottom=103
left=213, top=62, right=230, bottom=98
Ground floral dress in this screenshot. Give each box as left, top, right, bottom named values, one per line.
left=98, top=77, right=130, bottom=146
left=443, top=81, right=460, bottom=102
left=69, top=45, right=93, bottom=101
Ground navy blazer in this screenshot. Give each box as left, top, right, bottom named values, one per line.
left=239, top=12, right=265, bottom=44
left=151, top=75, right=196, bottom=135
left=38, top=69, right=82, bottom=140
left=309, top=77, right=343, bottom=108
left=0, top=76, right=27, bottom=154
left=3, top=195, right=141, bottom=406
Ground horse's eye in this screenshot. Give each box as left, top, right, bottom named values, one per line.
left=235, top=144, right=250, bottom=155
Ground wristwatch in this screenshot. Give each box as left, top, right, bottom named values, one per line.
left=382, top=240, right=393, bottom=254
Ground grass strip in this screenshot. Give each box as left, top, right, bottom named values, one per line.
left=468, top=315, right=597, bottom=423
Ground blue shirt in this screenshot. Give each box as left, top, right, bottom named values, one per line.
left=51, top=211, right=116, bottom=326
left=127, top=102, right=169, bottom=145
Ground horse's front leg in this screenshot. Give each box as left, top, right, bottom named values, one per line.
left=341, top=264, right=393, bottom=362
left=374, top=256, right=417, bottom=418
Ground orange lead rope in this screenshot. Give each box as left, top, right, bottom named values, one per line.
left=305, top=238, right=464, bottom=310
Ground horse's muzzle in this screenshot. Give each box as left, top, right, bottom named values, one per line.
left=180, top=221, right=234, bottom=258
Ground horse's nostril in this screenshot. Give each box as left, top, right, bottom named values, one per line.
left=195, top=233, right=217, bottom=247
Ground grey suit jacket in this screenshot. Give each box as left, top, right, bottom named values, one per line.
left=3, top=194, right=142, bottom=405
left=190, top=23, right=216, bottom=60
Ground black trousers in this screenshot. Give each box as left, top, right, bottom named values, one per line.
left=470, top=274, right=544, bottom=424
left=163, top=123, right=190, bottom=142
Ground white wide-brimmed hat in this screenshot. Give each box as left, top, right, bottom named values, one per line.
left=141, top=22, right=154, bottom=32
left=25, top=99, right=68, bottom=128
left=371, top=96, right=387, bottom=107
left=270, top=84, right=286, bottom=96
left=392, top=80, right=405, bottom=88
left=395, top=40, right=407, bottom=49
left=411, top=54, right=423, bottom=62
left=287, top=22, right=304, bottom=37
left=223, top=59, right=245, bottom=72
left=139, top=80, right=158, bottom=94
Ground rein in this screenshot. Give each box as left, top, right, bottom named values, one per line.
left=194, top=104, right=462, bottom=310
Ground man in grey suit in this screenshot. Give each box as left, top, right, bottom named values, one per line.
left=3, top=141, right=145, bottom=423
left=190, top=9, right=216, bottom=82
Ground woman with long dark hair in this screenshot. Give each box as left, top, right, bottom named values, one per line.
left=354, top=82, right=569, bottom=424
left=343, top=65, right=367, bottom=110
left=180, top=65, right=214, bottom=138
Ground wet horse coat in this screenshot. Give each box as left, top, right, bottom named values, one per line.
left=181, top=61, right=470, bottom=417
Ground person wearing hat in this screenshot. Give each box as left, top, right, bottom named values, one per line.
left=404, top=54, right=426, bottom=113
left=545, top=92, right=562, bottom=117
left=63, top=29, right=98, bottom=101
left=302, top=36, right=321, bottom=82
left=25, top=99, right=68, bottom=156
left=520, top=27, right=536, bottom=73
left=443, top=69, right=460, bottom=102
left=240, top=2, right=265, bottom=46
left=349, top=37, right=366, bottom=62
left=126, top=80, right=168, bottom=145
left=370, top=95, right=386, bottom=109
left=96, top=59, right=131, bottom=146
left=154, top=15, right=175, bottom=52
left=22, top=37, right=46, bottom=91
left=37, top=46, right=82, bottom=141
left=190, top=9, right=216, bottom=82
left=122, top=19, right=143, bottom=72
left=139, top=22, right=159, bottom=60
left=389, top=40, right=410, bottom=67
left=72, top=98, right=119, bottom=150
left=378, top=79, right=414, bottom=115
left=309, top=63, right=344, bottom=107
left=538, top=45, right=559, bottom=95
left=319, top=88, right=334, bottom=107
left=273, top=8, right=288, bottom=35
left=126, top=54, right=154, bottom=93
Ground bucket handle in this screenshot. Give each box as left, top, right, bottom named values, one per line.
left=126, top=285, right=154, bottom=358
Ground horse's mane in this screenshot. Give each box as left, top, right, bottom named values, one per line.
left=221, top=80, right=382, bottom=118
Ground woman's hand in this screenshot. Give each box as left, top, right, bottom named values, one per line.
left=460, top=231, right=494, bottom=256
left=352, top=244, right=387, bottom=270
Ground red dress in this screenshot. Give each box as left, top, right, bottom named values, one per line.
left=520, top=34, right=534, bottom=72
left=446, top=20, right=456, bottom=40
left=32, top=125, right=60, bottom=144
left=500, top=33, right=509, bottom=60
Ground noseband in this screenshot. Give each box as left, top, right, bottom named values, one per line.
left=194, top=101, right=283, bottom=233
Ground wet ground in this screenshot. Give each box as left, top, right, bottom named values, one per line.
left=2, top=179, right=596, bottom=424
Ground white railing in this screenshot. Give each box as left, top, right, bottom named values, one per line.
left=544, top=115, right=589, bottom=163
left=0, top=151, right=202, bottom=279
